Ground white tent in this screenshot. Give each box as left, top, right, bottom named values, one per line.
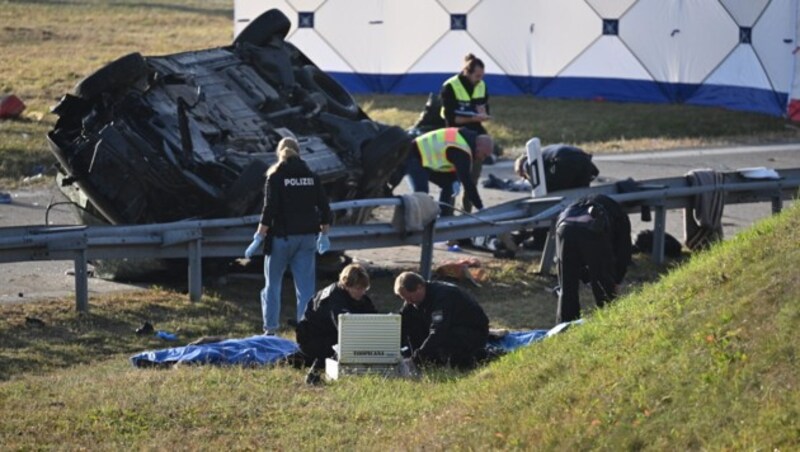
left=235, top=0, right=800, bottom=119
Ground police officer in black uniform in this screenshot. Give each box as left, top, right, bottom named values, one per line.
left=296, top=264, right=376, bottom=369
left=555, top=194, right=632, bottom=323
left=394, top=271, right=489, bottom=369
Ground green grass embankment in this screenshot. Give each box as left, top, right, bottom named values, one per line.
left=0, top=203, right=798, bottom=449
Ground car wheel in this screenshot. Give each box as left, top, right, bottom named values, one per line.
left=296, top=65, right=360, bottom=119
left=223, top=160, right=270, bottom=217
left=72, top=52, right=148, bottom=100
left=360, top=125, right=411, bottom=195
left=234, top=9, right=291, bottom=47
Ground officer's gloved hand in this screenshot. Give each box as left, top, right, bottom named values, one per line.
left=451, top=181, right=461, bottom=197
left=317, top=233, right=330, bottom=254
left=244, top=233, right=263, bottom=259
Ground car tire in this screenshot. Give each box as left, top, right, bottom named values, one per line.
left=296, top=65, right=360, bottom=119
left=360, top=125, right=411, bottom=193
left=223, top=160, right=270, bottom=217
left=72, top=52, right=148, bottom=100
left=234, top=9, right=291, bottom=47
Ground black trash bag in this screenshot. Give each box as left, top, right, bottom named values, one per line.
left=633, top=230, right=683, bottom=258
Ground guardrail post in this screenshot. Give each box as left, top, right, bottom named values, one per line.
left=537, top=221, right=557, bottom=275
left=420, top=220, right=435, bottom=280
left=771, top=193, right=783, bottom=214
left=652, top=203, right=666, bottom=265
left=74, top=249, right=89, bottom=312
left=187, top=239, right=202, bottom=302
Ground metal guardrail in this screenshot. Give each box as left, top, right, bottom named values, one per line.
left=1, top=168, right=798, bottom=311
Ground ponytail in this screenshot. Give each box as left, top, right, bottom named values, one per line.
left=461, top=53, right=485, bottom=75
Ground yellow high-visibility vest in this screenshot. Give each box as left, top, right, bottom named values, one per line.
left=415, top=128, right=471, bottom=173
left=440, top=75, right=486, bottom=119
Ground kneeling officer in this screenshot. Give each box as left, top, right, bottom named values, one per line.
left=394, top=271, right=489, bottom=369
left=296, top=264, right=376, bottom=369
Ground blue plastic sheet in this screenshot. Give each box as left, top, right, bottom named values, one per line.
left=489, top=330, right=548, bottom=351
left=130, top=335, right=299, bottom=368
left=488, top=320, right=584, bottom=352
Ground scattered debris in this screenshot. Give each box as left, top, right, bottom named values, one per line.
left=24, top=316, right=46, bottom=328
left=155, top=330, right=178, bottom=341
left=434, top=258, right=486, bottom=287
left=0, top=94, right=26, bottom=119
left=0, top=193, right=11, bottom=204
left=135, top=321, right=154, bottom=336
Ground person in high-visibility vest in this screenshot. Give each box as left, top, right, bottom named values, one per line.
left=440, top=53, right=490, bottom=134
left=440, top=53, right=493, bottom=214
left=405, top=127, right=493, bottom=216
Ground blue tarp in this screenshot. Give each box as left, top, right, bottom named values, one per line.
left=130, top=321, right=583, bottom=367
left=130, top=335, right=299, bottom=368
left=488, top=320, right=585, bottom=352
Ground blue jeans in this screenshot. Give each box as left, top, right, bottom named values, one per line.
left=405, top=156, right=456, bottom=216
left=260, top=233, right=317, bottom=333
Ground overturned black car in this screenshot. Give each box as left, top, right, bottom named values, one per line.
left=47, top=9, right=410, bottom=228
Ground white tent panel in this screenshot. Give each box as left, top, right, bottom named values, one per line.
left=559, top=36, right=652, bottom=80
left=703, top=44, right=773, bottom=89
left=470, top=0, right=600, bottom=77
left=315, top=0, right=448, bottom=74
left=287, top=29, right=355, bottom=72
left=719, top=0, right=770, bottom=26
left=622, top=0, right=738, bottom=83
left=468, top=0, right=534, bottom=77
left=287, top=0, right=327, bottom=11
left=405, top=32, right=504, bottom=75
left=234, top=0, right=800, bottom=117
left=585, top=0, right=638, bottom=20
left=793, top=1, right=800, bottom=98
left=234, top=0, right=296, bottom=37
left=753, top=0, right=796, bottom=92
left=438, top=0, right=482, bottom=13
left=790, top=1, right=800, bottom=120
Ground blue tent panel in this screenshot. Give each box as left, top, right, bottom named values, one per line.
left=536, top=76, right=672, bottom=103
left=331, top=72, right=528, bottom=95
left=687, top=84, right=787, bottom=117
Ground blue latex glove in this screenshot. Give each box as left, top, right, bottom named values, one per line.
left=317, top=233, right=330, bottom=254
left=245, top=233, right=263, bottom=259
left=451, top=181, right=461, bottom=197
left=155, top=330, right=178, bottom=341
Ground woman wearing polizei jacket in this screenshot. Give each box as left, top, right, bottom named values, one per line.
left=255, top=137, right=331, bottom=335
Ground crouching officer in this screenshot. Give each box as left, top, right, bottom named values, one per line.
left=394, top=271, right=489, bottom=369
left=555, top=194, right=632, bottom=323
left=296, top=264, right=376, bottom=371
left=405, top=127, right=493, bottom=216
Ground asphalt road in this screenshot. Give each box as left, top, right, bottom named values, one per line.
left=1, top=143, right=798, bottom=304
